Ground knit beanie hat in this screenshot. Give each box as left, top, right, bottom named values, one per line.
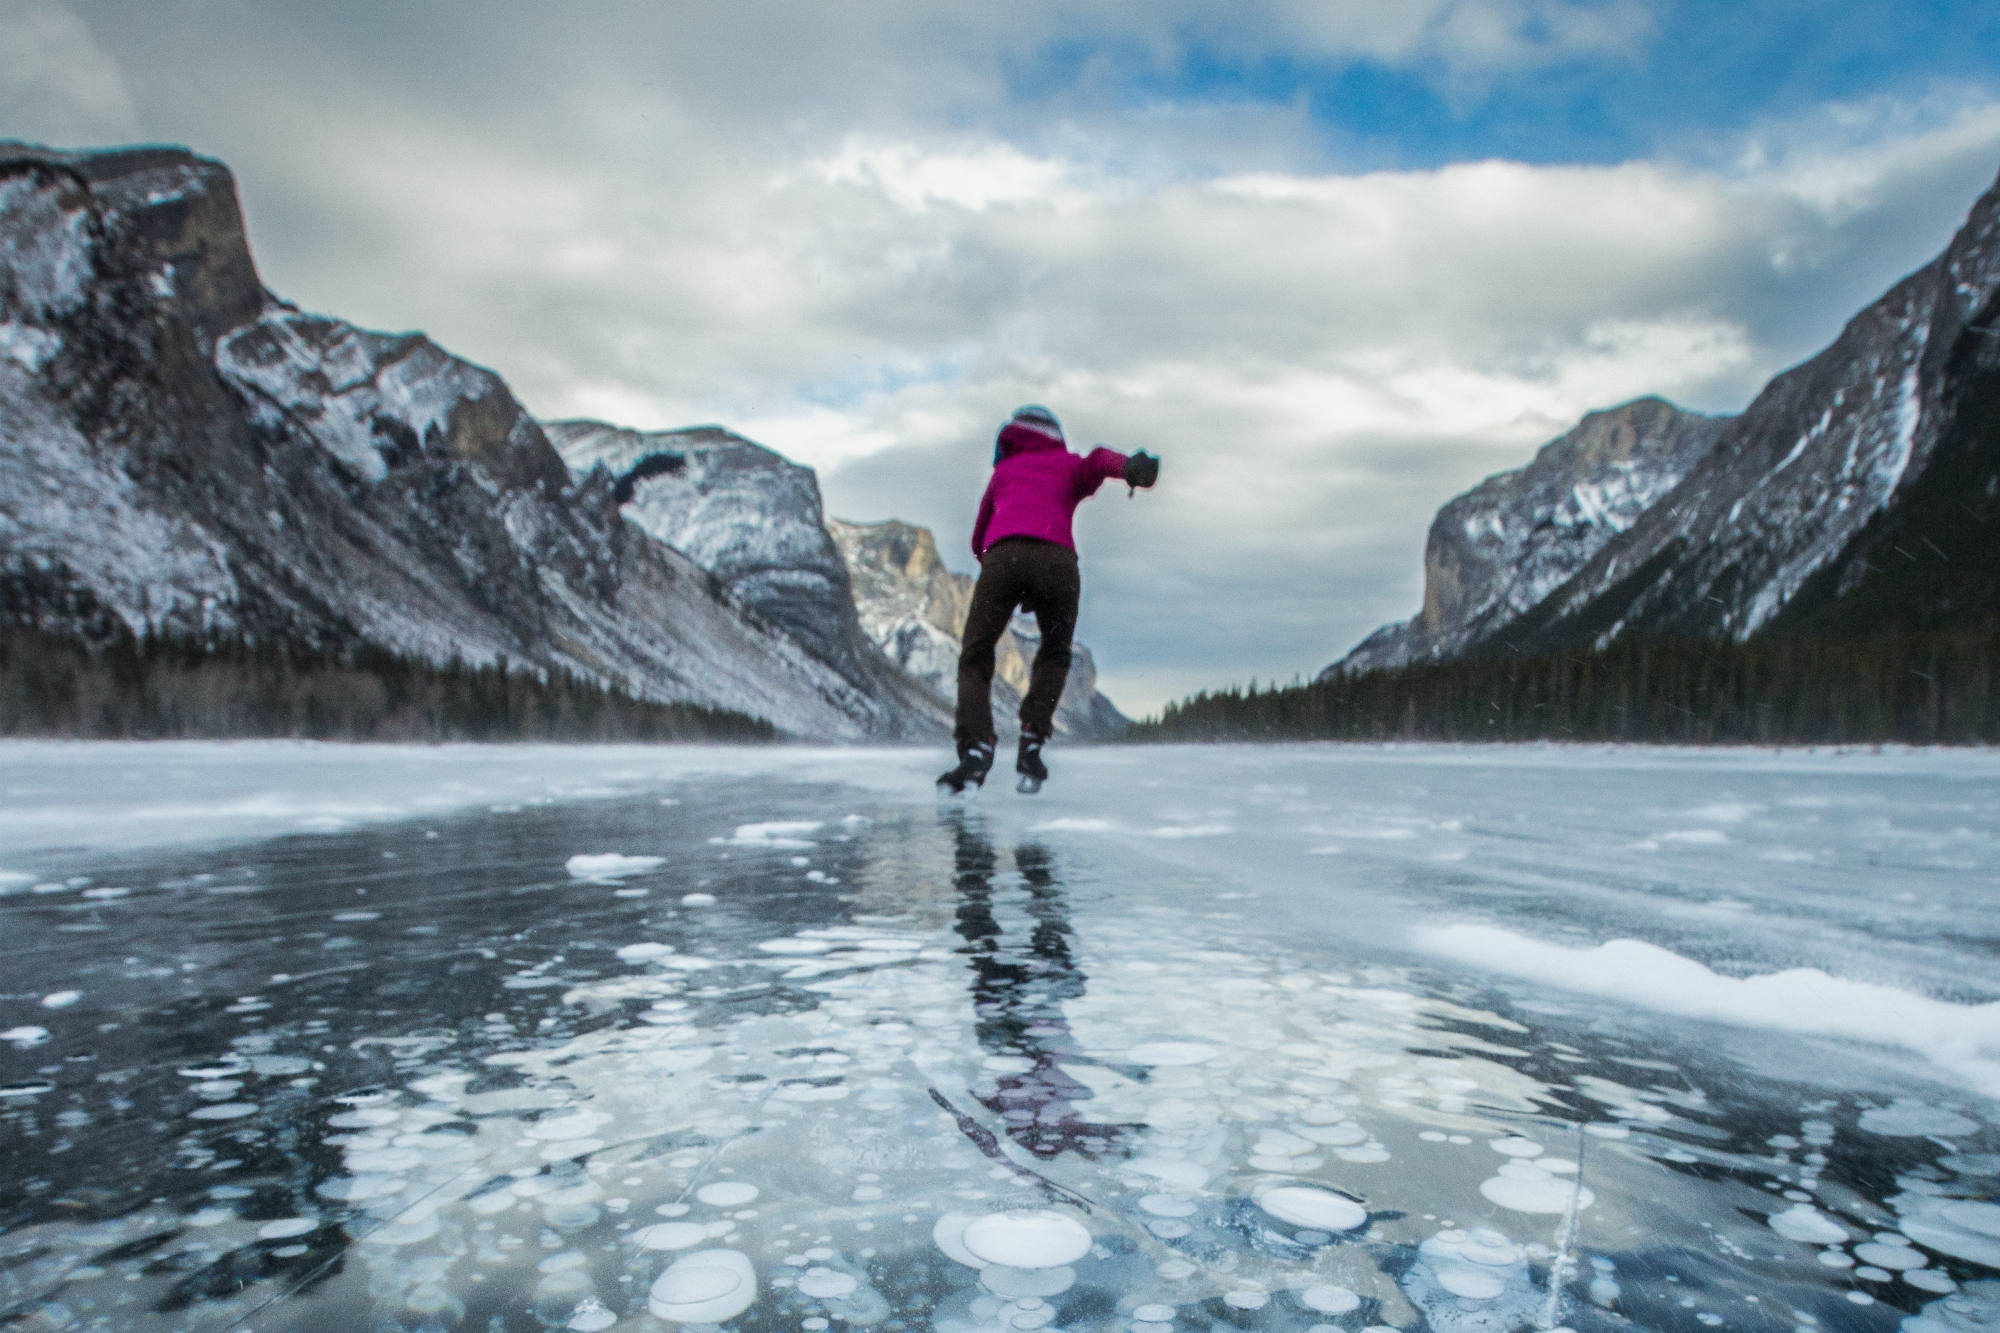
left=995, top=404, right=1064, bottom=462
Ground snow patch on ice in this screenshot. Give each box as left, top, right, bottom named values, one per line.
left=1030, top=817, right=1119, bottom=833
left=1147, top=824, right=1233, bottom=839
left=715, top=820, right=822, bottom=848
left=564, top=853, right=664, bottom=881
left=1417, top=923, right=2000, bottom=1094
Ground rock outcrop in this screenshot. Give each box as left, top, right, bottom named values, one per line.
left=545, top=421, right=951, bottom=735
left=827, top=517, right=1129, bottom=739
left=1334, top=398, right=1727, bottom=673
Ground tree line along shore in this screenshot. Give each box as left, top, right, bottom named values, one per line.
left=0, top=629, right=774, bottom=743
left=1129, top=624, right=2000, bottom=746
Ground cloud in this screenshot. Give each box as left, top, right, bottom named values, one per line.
left=0, top=2, right=136, bottom=144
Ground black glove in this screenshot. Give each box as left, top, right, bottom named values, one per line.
left=1122, top=450, right=1160, bottom=489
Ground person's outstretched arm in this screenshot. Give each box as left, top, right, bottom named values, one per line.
left=1074, top=446, right=1131, bottom=500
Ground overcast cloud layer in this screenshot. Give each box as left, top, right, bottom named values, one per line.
left=7, top=1, right=2000, bottom=712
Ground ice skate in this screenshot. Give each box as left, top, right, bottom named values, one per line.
left=937, top=740, right=995, bottom=796
left=1015, top=730, right=1049, bottom=794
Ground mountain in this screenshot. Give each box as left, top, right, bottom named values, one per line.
left=1482, top=169, right=2000, bottom=658
left=1333, top=164, right=2000, bottom=674
left=1335, top=397, right=1728, bottom=673
left=826, top=517, right=1129, bottom=739
left=0, top=142, right=930, bottom=739
left=543, top=421, right=950, bottom=735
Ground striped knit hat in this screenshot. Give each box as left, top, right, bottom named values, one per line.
left=995, top=404, right=1064, bottom=462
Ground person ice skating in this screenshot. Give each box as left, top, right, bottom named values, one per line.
left=938, top=405, right=1159, bottom=794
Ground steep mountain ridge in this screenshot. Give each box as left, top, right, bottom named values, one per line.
left=1335, top=397, right=1727, bottom=673
left=1330, top=166, right=2000, bottom=677
left=1489, top=168, right=2000, bottom=657
left=0, top=142, right=932, bottom=739
left=544, top=420, right=951, bottom=733
left=826, top=516, right=1129, bottom=739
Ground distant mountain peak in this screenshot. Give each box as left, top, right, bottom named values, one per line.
left=826, top=515, right=1130, bottom=739
left=1333, top=396, right=1728, bottom=675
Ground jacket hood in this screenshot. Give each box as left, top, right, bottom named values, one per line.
left=995, top=416, right=1066, bottom=462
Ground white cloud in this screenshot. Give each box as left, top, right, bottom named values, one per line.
left=807, top=138, right=1076, bottom=213
left=0, top=2, right=136, bottom=144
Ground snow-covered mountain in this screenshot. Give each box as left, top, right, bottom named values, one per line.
left=544, top=421, right=950, bottom=733
left=1494, top=167, right=2000, bottom=656
left=1333, top=165, right=2000, bottom=673
left=0, top=143, right=936, bottom=739
left=1335, top=398, right=1727, bottom=673
left=826, top=516, right=1129, bottom=739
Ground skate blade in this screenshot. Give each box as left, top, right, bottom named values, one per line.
left=1015, top=774, right=1044, bottom=795
left=936, top=779, right=983, bottom=798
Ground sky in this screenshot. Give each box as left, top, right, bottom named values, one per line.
left=6, top=1, right=2000, bottom=716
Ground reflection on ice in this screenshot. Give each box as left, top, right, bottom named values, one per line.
left=0, top=759, right=1995, bottom=1332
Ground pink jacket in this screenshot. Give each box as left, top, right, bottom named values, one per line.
left=971, top=419, right=1129, bottom=558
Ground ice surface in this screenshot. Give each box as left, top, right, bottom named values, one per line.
left=0, top=741, right=857, bottom=861
left=1, top=741, right=1997, bottom=1332
left=1861, top=1099, right=1983, bottom=1137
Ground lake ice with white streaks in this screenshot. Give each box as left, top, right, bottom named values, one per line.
left=1, top=740, right=1997, bottom=1333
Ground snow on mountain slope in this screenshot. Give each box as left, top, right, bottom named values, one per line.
left=0, top=142, right=924, bottom=739
left=1495, top=167, right=2000, bottom=655
left=545, top=420, right=950, bottom=738
left=1331, top=166, right=2000, bottom=675
left=827, top=516, right=1129, bottom=739
left=1332, top=398, right=1727, bottom=675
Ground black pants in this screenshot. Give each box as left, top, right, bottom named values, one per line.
left=955, top=537, right=1080, bottom=748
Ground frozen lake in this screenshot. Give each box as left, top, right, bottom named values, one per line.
left=1, top=741, right=1997, bottom=1333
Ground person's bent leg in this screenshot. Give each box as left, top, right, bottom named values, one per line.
left=1019, top=546, right=1080, bottom=740
left=955, top=548, right=1024, bottom=751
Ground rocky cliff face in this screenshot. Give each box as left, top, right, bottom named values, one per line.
left=0, top=143, right=933, bottom=739
left=1332, top=165, right=2000, bottom=674
left=1335, top=398, right=1728, bottom=673
left=544, top=420, right=950, bottom=735
left=826, top=517, right=1129, bottom=739
left=1490, top=167, right=2000, bottom=657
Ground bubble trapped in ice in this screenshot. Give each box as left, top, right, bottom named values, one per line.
left=1256, top=1185, right=1368, bottom=1231
left=961, top=1212, right=1094, bottom=1268
left=649, top=1249, right=758, bottom=1323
